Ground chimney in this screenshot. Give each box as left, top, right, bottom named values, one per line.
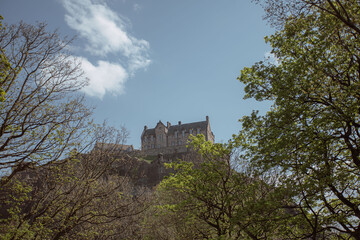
left=178, top=121, right=181, bottom=126
left=167, top=121, right=171, bottom=128
left=144, top=125, right=148, bottom=130
left=206, top=116, right=209, bottom=123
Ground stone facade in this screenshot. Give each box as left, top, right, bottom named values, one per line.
left=141, top=116, right=215, bottom=155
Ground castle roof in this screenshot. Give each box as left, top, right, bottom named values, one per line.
left=167, top=121, right=207, bottom=135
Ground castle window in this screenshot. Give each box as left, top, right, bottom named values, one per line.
left=144, top=136, right=147, bottom=143
left=189, top=129, right=193, bottom=134
left=151, top=144, right=154, bottom=149
left=178, top=140, right=182, bottom=145
left=151, top=135, right=154, bottom=141
left=158, top=144, right=160, bottom=149
left=197, top=128, right=200, bottom=134
left=182, top=130, right=185, bottom=137
left=175, top=131, right=178, bottom=138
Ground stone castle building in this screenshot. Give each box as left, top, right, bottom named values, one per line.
left=141, top=116, right=215, bottom=155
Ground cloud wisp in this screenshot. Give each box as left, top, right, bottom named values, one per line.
left=61, top=0, right=151, bottom=98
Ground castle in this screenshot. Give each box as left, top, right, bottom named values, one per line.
left=141, top=116, right=215, bottom=155
left=86, top=117, right=215, bottom=188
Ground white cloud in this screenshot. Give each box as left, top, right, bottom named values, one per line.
left=79, top=57, right=128, bottom=99
left=61, top=0, right=151, bottom=98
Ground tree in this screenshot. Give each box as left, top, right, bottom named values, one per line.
left=0, top=21, right=91, bottom=184
left=252, top=0, right=360, bottom=31
left=0, top=20, right=153, bottom=240
left=0, top=124, right=149, bottom=240
left=0, top=16, right=10, bottom=102
left=146, top=135, right=299, bottom=240
left=238, top=0, right=360, bottom=238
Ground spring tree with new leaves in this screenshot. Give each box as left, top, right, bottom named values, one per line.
left=0, top=21, right=91, bottom=185
left=0, top=19, right=150, bottom=240
left=147, top=135, right=301, bottom=240
left=0, top=124, right=148, bottom=240
left=237, top=0, right=360, bottom=238
left=0, top=16, right=9, bottom=102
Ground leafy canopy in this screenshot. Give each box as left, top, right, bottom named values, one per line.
left=237, top=0, right=360, bottom=238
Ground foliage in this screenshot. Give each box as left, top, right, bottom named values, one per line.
left=0, top=19, right=149, bottom=239
left=145, top=135, right=300, bottom=240
left=0, top=16, right=10, bottom=102
left=237, top=0, right=360, bottom=238
left=0, top=21, right=91, bottom=184
left=0, top=125, right=148, bottom=240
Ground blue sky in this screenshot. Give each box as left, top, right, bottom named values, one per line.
left=2, top=0, right=274, bottom=148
